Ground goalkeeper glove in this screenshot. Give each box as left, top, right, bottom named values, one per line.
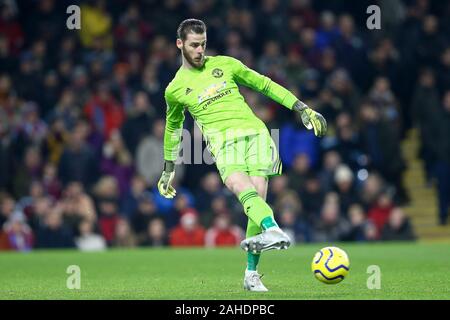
left=157, top=160, right=176, bottom=199
left=293, top=100, right=327, bottom=137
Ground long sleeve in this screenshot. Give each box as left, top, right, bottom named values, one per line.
left=163, top=89, right=185, bottom=161
left=229, top=56, right=298, bottom=110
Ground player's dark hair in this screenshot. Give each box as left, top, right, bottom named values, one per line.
left=177, top=19, right=206, bottom=40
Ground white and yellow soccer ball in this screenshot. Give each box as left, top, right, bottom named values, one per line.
left=311, top=246, right=350, bottom=284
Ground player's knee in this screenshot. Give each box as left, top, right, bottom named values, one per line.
left=225, top=172, right=254, bottom=195
left=250, top=176, right=267, bottom=197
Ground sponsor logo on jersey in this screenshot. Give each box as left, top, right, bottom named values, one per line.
left=198, top=81, right=227, bottom=104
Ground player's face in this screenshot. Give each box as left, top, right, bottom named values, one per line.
left=179, top=32, right=207, bottom=68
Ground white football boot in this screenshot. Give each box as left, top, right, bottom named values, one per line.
left=243, top=270, right=268, bottom=292
left=240, top=227, right=291, bottom=254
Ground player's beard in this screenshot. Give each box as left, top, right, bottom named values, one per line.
left=182, top=46, right=204, bottom=69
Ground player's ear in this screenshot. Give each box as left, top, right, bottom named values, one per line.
left=176, top=38, right=183, bottom=49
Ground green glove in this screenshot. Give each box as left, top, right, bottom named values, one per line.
left=293, top=100, right=327, bottom=137
left=157, top=161, right=176, bottom=199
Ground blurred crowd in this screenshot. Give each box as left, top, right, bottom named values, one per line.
left=1, top=0, right=449, bottom=252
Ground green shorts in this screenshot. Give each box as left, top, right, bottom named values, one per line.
left=212, top=132, right=283, bottom=183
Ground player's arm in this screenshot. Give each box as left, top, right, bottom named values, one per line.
left=157, top=89, right=185, bottom=198
left=229, top=56, right=327, bottom=137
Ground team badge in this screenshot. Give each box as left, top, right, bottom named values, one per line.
left=212, top=68, right=223, bottom=78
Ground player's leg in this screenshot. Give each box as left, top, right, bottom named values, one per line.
left=223, top=171, right=276, bottom=292
left=238, top=132, right=290, bottom=253
left=245, top=176, right=267, bottom=271
left=249, top=175, right=268, bottom=200
left=243, top=176, right=266, bottom=291
left=214, top=137, right=275, bottom=230
left=242, top=217, right=268, bottom=292
left=224, top=171, right=279, bottom=231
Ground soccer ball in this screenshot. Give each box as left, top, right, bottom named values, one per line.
left=311, top=246, right=350, bottom=284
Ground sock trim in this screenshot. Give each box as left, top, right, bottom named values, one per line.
left=239, top=191, right=259, bottom=204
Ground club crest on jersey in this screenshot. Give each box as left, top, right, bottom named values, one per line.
left=198, top=81, right=227, bottom=104
left=212, top=68, right=223, bottom=78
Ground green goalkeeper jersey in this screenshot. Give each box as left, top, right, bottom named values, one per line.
left=164, top=55, right=298, bottom=161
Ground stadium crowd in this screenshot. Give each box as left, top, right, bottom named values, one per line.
left=1, top=0, right=449, bottom=251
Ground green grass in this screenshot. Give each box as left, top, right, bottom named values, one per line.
left=1, top=242, right=449, bottom=299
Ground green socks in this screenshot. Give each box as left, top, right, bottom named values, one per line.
left=247, top=252, right=260, bottom=271
left=261, top=216, right=278, bottom=230
left=240, top=188, right=280, bottom=272
left=238, top=188, right=276, bottom=228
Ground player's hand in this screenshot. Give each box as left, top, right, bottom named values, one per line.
left=300, top=107, right=327, bottom=137
left=157, top=161, right=176, bottom=198
left=293, top=101, right=327, bottom=137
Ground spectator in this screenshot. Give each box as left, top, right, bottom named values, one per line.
left=2, top=212, right=34, bottom=251
left=100, top=130, right=134, bottom=197
left=58, top=121, right=99, bottom=189
left=368, top=77, right=401, bottom=128
left=83, top=82, right=124, bottom=140
left=367, top=189, right=395, bottom=237
left=344, top=204, right=374, bottom=242
left=359, top=102, right=408, bottom=204
left=300, top=172, right=324, bottom=218
left=328, top=112, right=364, bottom=171
left=41, top=162, right=62, bottom=200
left=429, top=91, right=450, bottom=225
left=97, top=197, right=120, bottom=246
left=28, top=195, right=52, bottom=231
left=35, top=207, right=74, bottom=248
left=437, top=47, right=450, bottom=94
left=59, top=197, right=84, bottom=237
left=381, top=207, right=416, bottom=241
left=44, top=116, right=69, bottom=165
left=318, top=150, right=342, bottom=192
left=411, top=68, right=441, bottom=184
left=359, top=173, right=384, bottom=211
left=313, top=199, right=351, bottom=242
left=277, top=207, right=311, bottom=244
left=131, top=191, right=161, bottom=239
left=75, top=219, right=107, bottom=251
left=121, top=91, right=155, bottom=156
left=136, top=119, right=171, bottom=186
left=334, top=164, right=359, bottom=216
left=169, top=210, right=205, bottom=247
left=0, top=193, right=15, bottom=228
left=46, top=88, right=80, bottom=132
left=274, top=190, right=303, bottom=218
left=194, top=172, right=223, bottom=214
left=120, top=174, right=148, bottom=219
left=79, top=0, right=113, bottom=49
left=287, top=153, right=312, bottom=193
left=12, top=146, right=42, bottom=198
left=267, top=174, right=289, bottom=204
left=112, top=217, right=137, bottom=247
left=205, top=214, right=244, bottom=247
left=62, top=181, right=96, bottom=223
left=140, top=217, right=168, bottom=247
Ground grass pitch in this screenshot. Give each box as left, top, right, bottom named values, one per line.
left=0, top=242, right=449, bottom=300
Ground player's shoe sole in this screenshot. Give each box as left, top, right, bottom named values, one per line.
left=240, top=228, right=291, bottom=253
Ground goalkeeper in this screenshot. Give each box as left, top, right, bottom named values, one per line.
left=158, top=19, right=327, bottom=292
